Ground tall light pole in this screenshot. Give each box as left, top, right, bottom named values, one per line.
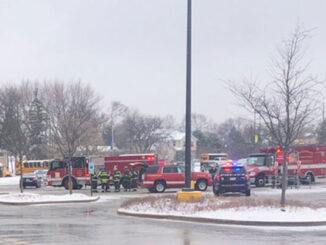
left=185, top=0, right=192, bottom=189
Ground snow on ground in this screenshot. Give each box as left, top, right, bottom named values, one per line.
left=0, top=176, right=20, bottom=186
left=0, top=193, right=99, bottom=204
left=119, top=194, right=326, bottom=223
left=254, top=185, right=326, bottom=196
left=119, top=205, right=326, bottom=222
left=194, top=206, right=326, bottom=222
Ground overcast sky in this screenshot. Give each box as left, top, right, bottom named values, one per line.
left=0, top=0, right=325, bottom=123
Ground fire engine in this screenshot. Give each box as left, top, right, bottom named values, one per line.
left=245, top=146, right=326, bottom=187
left=46, top=157, right=90, bottom=189
left=46, top=154, right=165, bottom=189
left=103, top=154, right=160, bottom=173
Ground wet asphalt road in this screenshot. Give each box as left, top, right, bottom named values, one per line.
left=1, top=185, right=326, bottom=245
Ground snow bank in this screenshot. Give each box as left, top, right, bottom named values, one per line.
left=195, top=206, right=326, bottom=222
left=119, top=205, right=326, bottom=222
left=0, top=176, right=20, bottom=185
left=120, top=195, right=326, bottom=223
left=0, top=193, right=99, bottom=204
left=255, top=186, right=326, bottom=196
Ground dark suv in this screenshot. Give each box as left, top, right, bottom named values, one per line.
left=213, top=165, right=250, bottom=196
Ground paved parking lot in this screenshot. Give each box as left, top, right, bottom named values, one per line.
left=1, top=180, right=326, bottom=245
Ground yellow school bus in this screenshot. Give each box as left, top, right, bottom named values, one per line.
left=200, top=153, right=228, bottom=169
left=15, top=160, right=51, bottom=175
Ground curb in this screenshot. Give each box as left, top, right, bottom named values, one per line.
left=0, top=196, right=100, bottom=205
left=117, top=209, right=326, bottom=227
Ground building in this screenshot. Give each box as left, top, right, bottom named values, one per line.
left=157, top=131, right=198, bottom=162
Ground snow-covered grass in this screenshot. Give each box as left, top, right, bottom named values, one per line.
left=120, top=195, right=326, bottom=222
left=0, top=193, right=99, bottom=204
left=0, top=176, right=20, bottom=185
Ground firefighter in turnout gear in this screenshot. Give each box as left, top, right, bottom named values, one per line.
left=97, top=168, right=110, bottom=192
left=131, top=166, right=138, bottom=191
left=123, top=166, right=132, bottom=192
left=113, top=165, right=121, bottom=192
left=91, top=172, right=98, bottom=193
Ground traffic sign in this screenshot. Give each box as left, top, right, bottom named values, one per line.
left=89, top=162, right=95, bottom=175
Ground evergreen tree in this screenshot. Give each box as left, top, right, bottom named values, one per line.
left=28, top=89, right=48, bottom=159
left=227, top=126, right=247, bottom=159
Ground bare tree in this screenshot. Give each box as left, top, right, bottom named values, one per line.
left=229, top=27, right=319, bottom=207
left=0, top=85, right=31, bottom=193
left=119, top=110, right=172, bottom=153
left=42, top=81, right=104, bottom=194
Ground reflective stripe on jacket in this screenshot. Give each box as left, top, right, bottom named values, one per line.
left=98, top=171, right=110, bottom=183
left=132, top=170, right=138, bottom=180
left=113, top=171, right=121, bottom=182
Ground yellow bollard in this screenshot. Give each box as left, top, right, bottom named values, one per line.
left=177, top=191, right=202, bottom=202
left=190, top=180, right=195, bottom=190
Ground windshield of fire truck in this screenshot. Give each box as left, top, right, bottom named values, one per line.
left=247, top=156, right=265, bottom=166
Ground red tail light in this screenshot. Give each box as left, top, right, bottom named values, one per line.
left=245, top=174, right=249, bottom=180
left=86, top=173, right=90, bottom=177
left=215, top=175, right=220, bottom=181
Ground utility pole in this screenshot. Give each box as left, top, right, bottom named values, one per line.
left=185, top=0, right=192, bottom=189
left=323, top=102, right=325, bottom=122
left=111, top=118, right=114, bottom=150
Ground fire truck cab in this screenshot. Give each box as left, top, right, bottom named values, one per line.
left=246, top=153, right=274, bottom=187
left=46, top=157, right=90, bottom=189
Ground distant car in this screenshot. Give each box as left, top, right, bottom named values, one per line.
left=23, top=171, right=42, bottom=188
left=192, top=161, right=201, bottom=172
left=33, top=169, right=48, bottom=184
left=237, top=158, right=247, bottom=166
left=142, top=165, right=213, bottom=193
left=213, top=162, right=250, bottom=196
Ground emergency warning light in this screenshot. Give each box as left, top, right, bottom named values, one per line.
left=225, top=161, right=238, bottom=167
left=225, top=161, right=232, bottom=167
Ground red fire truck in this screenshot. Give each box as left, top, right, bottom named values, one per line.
left=103, top=154, right=164, bottom=186
left=103, top=154, right=161, bottom=173
left=46, top=154, right=164, bottom=189
left=46, top=157, right=90, bottom=189
left=245, top=146, right=326, bottom=187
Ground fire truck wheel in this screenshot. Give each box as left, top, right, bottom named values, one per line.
left=63, top=178, right=77, bottom=190
left=255, top=175, right=265, bottom=187
left=245, top=189, right=251, bottom=196
left=306, top=173, right=314, bottom=183
left=154, top=181, right=166, bottom=193
left=195, top=179, right=208, bottom=191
